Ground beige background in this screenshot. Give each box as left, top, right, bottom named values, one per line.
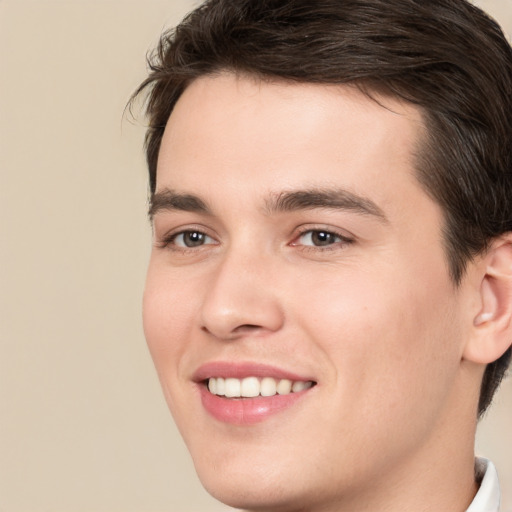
left=0, top=1, right=510, bottom=511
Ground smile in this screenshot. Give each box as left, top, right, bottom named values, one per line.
left=207, top=376, right=314, bottom=398
left=195, top=363, right=317, bottom=424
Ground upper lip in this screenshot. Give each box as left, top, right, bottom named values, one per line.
left=193, top=361, right=316, bottom=383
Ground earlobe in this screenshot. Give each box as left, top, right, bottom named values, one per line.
left=464, top=235, right=512, bottom=364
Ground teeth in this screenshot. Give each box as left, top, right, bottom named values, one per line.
left=260, top=377, right=277, bottom=397
left=207, top=377, right=313, bottom=398
left=276, top=379, right=292, bottom=395
left=216, top=377, right=225, bottom=396
left=292, top=381, right=308, bottom=393
left=241, top=376, right=260, bottom=397
left=224, top=378, right=241, bottom=398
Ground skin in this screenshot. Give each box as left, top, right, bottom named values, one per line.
left=143, top=73, right=486, bottom=512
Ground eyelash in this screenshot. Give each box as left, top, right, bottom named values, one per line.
left=156, top=227, right=354, bottom=253
left=156, top=227, right=217, bottom=252
left=291, top=228, right=354, bottom=251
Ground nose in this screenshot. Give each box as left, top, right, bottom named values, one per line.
left=199, top=250, right=285, bottom=340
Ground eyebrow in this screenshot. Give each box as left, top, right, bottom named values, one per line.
left=264, top=188, right=388, bottom=222
left=149, top=187, right=388, bottom=223
left=149, top=189, right=211, bottom=219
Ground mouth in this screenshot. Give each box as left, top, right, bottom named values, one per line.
left=194, top=362, right=317, bottom=425
left=206, top=376, right=315, bottom=398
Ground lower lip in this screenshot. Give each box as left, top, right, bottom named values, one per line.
left=199, top=386, right=312, bottom=425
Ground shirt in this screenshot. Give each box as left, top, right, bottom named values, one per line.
left=466, top=458, right=500, bottom=512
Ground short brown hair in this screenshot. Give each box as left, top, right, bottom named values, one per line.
left=132, top=0, right=512, bottom=415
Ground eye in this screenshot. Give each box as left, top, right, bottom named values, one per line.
left=172, top=230, right=215, bottom=248
left=296, top=230, right=345, bottom=247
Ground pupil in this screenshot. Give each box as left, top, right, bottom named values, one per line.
left=185, top=231, right=204, bottom=247
left=312, top=231, right=334, bottom=246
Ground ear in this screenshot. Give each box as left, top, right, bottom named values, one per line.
left=463, top=234, right=512, bottom=364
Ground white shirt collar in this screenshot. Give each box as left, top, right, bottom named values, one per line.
left=466, top=458, right=501, bottom=512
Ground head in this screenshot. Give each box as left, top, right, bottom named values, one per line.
left=134, top=0, right=512, bottom=509
left=135, top=0, right=512, bottom=415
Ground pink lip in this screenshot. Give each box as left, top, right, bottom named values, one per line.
left=193, top=361, right=313, bottom=382
left=193, top=362, right=316, bottom=425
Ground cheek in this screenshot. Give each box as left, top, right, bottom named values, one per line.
left=142, top=265, right=197, bottom=376
left=142, top=265, right=205, bottom=435
left=294, top=263, right=462, bottom=418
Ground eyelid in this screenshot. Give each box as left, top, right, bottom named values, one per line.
left=155, top=224, right=219, bottom=250
left=154, top=223, right=354, bottom=252
left=173, top=231, right=216, bottom=248
left=289, top=225, right=355, bottom=249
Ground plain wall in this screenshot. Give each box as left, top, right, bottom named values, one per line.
left=0, top=1, right=510, bottom=511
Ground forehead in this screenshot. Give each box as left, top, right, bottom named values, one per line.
left=156, top=73, right=427, bottom=213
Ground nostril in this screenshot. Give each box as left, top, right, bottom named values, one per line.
left=201, top=323, right=262, bottom=338
left=234, top=324, right=263, bottom=333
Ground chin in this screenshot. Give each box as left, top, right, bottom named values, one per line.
left=199, top=476, right=304, bottom=512
left=191, top=451, right=329, bottom=512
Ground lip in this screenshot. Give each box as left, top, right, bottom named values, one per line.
left=193, top=361, right=316, bottom=425
left=193, top=361, right=314, bottom=382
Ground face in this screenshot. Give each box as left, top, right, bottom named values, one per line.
left=143, top=74, right=473, bottom=511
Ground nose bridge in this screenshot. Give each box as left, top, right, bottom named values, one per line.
left=199, top=242, right=284, bottom=339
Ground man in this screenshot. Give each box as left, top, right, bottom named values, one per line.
left=133, top=0, right=512, bottom=510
